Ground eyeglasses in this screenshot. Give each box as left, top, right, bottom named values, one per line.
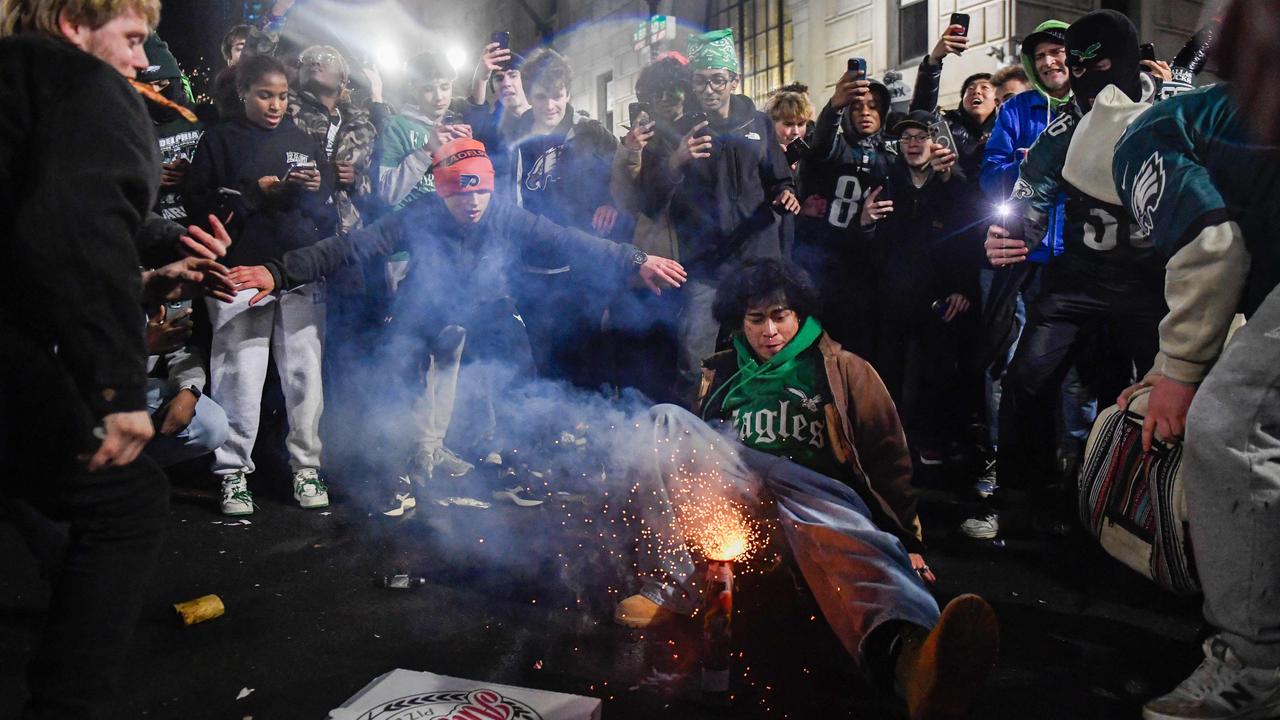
left=899, top=132, right=931, bottom=144
left=299, top=50, right=341, bottom=67
left=691, top=74, right=733, bottom=91
left=637, top=88, right=683, bottom=104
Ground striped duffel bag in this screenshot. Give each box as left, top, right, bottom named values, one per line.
left=1077, top=386, right=1199, bottom=595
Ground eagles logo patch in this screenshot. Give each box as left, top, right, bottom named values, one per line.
left=1130, top=151, right=1166, bottom=237
left=1012, top=178, right=1035, bottom=201
left=1071, top=42, right=1102, bottom=62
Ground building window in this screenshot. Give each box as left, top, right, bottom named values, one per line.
left=898, top=0, right=929, bottom=65
left=710, top=0, right=793, bottom=105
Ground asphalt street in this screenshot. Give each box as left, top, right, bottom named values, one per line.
left=1, top=452, right=1205, bottom=720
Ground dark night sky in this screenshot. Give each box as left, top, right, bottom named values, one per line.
left=156, top=0, right=240, bottom=95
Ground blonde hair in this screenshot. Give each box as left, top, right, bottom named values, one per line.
left=766, top=82, right=814, bottom=123
left=1, top=0, right=160, bottom=39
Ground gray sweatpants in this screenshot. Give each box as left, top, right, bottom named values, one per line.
left=1184, top=282, right=1280, bottom=667
left=207, top=285, right=326, bottom=476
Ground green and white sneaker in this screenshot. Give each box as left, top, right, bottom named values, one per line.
left=1144, top=638, right=1280, bottom=720
left=292, top=468, right=329, bottom=509
left=220, top=472, right=255, bottom=516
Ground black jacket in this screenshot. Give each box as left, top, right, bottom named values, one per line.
left=641, top=95, right=794, bottom=277
left=909, top=58, right=996, bottom=181
left=263, top=194, right=642, bottom=340
left=863, top=157, right=979, bottom=324
left=0, top=35, right=159, bottom=418
left=185, top=117, right=332, bottom=267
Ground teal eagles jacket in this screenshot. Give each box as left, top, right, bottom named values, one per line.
left=1113, top=83, right=1280, bottom=383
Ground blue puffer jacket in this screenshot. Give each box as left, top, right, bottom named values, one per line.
left=980, top=88, right=1066, bottom=264
left=979, top=18, right=1073, bottom=264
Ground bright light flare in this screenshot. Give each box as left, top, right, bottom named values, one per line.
left=995, top=202, right=1012, bottom=218
left=373, top=40, right=402, bottom=73
left=446, top=45, right=467, bottom=71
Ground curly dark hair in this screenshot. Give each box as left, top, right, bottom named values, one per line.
left=522, top=47, right=572, bottom=94
left=635, top=56, right=690, bottom=101
left=235, top=54, right=288, bottom=94
left=712, top=258, right=820, bottom=327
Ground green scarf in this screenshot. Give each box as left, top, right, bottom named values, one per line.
left=703, top=316, right=824, bottom=420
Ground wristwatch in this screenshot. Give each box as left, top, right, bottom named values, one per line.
left=182, top=385, right=202, bottom=400
left=631, top=250, right=648, bottom=267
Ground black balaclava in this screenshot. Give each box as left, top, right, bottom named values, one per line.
left=1066, top=9, right=1141, bottom=109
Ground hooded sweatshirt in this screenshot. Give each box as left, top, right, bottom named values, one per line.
left=641, top=94, right=795, bottom=277
left=376, top=104, right=438, bottom=210
left=980, top=19, right=1072, bottom=263
left=185, top=117, right=332, bottom=267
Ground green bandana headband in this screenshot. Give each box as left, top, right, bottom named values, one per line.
left=688, top=28, right=739, bottom=74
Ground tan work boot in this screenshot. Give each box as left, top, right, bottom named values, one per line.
left=895, top=594, right=1000, bottom=720
left=613, top=594, right=676, bottom=629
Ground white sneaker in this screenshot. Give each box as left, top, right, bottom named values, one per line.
left=292, top=469, right=329, bottom=509
left=1144, top=638, right=1280, bottom=720
left=381, top=475, right=417, bottom=518
left=491, top=485, right=544, bottom=507
left=960, top=513, right=999, bottom=540
left=220, top=472, right=255, bottom=516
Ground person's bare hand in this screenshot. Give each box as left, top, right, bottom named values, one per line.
left=361, top=63, right=384, bottom=103
left=1141, top=59, right=1172, bottom=82
left=941, top=293, right=971, bottom=322
left=909, top=553, right=937, bottom=585
left=830, top=74, right=871, bottom=109
left=426, top=121, right=473, bottom=153
left=228, top=265, right=276, bottom=306
left=592, top=205, right=620, bottom=235
left=179, top=214, right=233, bottom=260
left=335, top=161, right=357, bottom=188
left=146, top=303, right=193, bottom=354
left=930, top=142, right=957, bottom=177
left=669, top=121, right=712, bottom=169
left=143, top=257, right=236, bottom=303
left=286, top=167, right=321, bottom=192
left=623, top=119, right=655, bottom=152
left=929, top=24, right=969, bottom=64
left=860, top=186, right=893, bottom=226
left=1117, top=375, right=1157, bottom=411
left=800, top=194, right=828, bottom=218
left=86, top=411, right=154, bottom=471
left=156, top=388, right=199, bottom=436
left=638, top=255, right=688, bottom=295
left=478, top=41, right=512, bottom=73
left=986, top=224, right=1027, bottom=267
left=160, top=157, right=189, bottom=187
left=774, top=189, right=800, bottom=214
left=1142, top=376, right=1197, bottom=452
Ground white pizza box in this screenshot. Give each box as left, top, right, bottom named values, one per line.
left=328, top=668, right=602, bottom=720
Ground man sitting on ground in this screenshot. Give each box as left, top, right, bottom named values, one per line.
left=615, top=258, right=998, bottom=720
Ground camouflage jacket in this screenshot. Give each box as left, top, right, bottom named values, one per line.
left=290, top=89, right=377, bottom=234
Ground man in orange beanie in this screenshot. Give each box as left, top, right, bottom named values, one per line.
left=228, top=138, right=686, bottom=512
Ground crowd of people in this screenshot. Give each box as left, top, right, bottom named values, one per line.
left=3, top=0, right=1280, bottom=719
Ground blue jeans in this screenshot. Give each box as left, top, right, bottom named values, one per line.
left=636, top=404, right=940, bottom=665
left=144, top=379, right=229, bottom=468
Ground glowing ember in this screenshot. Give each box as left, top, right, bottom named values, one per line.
left=671, top=474, right=763, bottom=564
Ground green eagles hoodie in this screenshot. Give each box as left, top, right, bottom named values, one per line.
left=705, top=317, right=843, bottom=478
